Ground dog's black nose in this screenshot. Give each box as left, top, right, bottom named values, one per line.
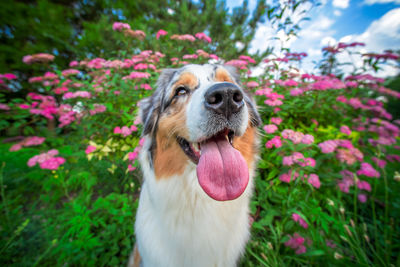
left=204, top=82, right=244, bottom=119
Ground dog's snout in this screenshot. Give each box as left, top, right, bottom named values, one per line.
left=204, top=82, right=244, bottom=118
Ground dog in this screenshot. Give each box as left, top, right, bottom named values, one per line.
left=129, top=64, right=261, bottom=267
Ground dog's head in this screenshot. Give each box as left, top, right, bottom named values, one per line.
left=139, top=64, right=260, bottom=201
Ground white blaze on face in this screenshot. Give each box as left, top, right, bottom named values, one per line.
left=185, top=65, right=249, bottom=142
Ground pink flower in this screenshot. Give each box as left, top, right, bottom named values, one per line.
left=113, top=22, right=131, bottom=31
left=122, top=71, right=151, bottom=80
left=282, top=156, right=294, bottom=166
left=290, top=88, right=303, bottom=96
left=182, top=54, right=198, bottom=60
left=318, top=140, right=338, bottom=153
left=128, top=151, right=139, bottom=161
left=61, top=69, right=80, bottom=76
left=139, top=138, right=145, bottom=146
left=0, top=103, right=10, bottom=110
left=195, top=32, right=212, bottom=43
left=23, top=53, right=55, bottom=64
left=209, top=54, right=219, bottom=60
left=134, top=63, right=148, bottom=70
left=372, top=157, right=386, bottom=168
left=85, top=145, right=96, bottom=154
left=279, top=170, right=298, bottom=183
left=291, top=133, right=305, bottom=144
left=338, top=170, right=355, bottom=193
left=264, top=124, right=278, bottom=134
left=9, top=144, right=23, bottom=151
left=63, top=91, right=91, bottom=99
left=9, top=136, right=45, bottom=151
left=247, top=81, right=259, bottom=88
left=346, top=81, right=358, bottom=88
left=326, top=240, right=336, bottom=248
left=387, top=154, right=400, bottom=162
left=292, top=213, right=309, bottom=229
left=156, top=29, right=168, bottom=39
left=285, top=233, right=307, bottom=254
left=128, top=164, right=136, bottom=172
left=270, top=117, right=282, bottom=125
left=225, top=59, right=248, bottom=68
left=336, top=148, right=362, bottom=165
left=301, top=158, right=316, bottom=167
left=170, top=34, right=196, bottom=42
left=89, top=104, right=106, bottom=116
left=2, top=73, right=17, bottom=80
left=239, top=55, right=256, bottom=64
left=120, top=126, right=132, bottom=137
left=69, top=61, right=78, bottom=67
left=311, top=119, right=318, bottom=125
left=340, top=125, right=351, bottom=135
left=54, top=87, right=68, bottom=94
left=140, top=83, right=152, bottom=90
left=301, top=134, right=314, bottom=145
left=265, top=136, right=282, bottom=148
left=357, top=180, right=371, bottom=191
left=283, top=79, right=298, bottom=87
left=114, top=126, right=122, bottom=134
left=27, top=149, right=63, bottom=170
left=358, top=194, right=367, bottom=203
left=39, top=157, right=66, bottom=170
left=357, top=162, right=380, bottom=178
left=307, top=174, right=320, bottom=188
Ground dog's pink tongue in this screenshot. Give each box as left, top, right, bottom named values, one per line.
left=196, top=136, right=249, bottom=201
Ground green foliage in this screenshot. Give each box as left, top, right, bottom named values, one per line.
left=1, top=1, right=400, bottom=266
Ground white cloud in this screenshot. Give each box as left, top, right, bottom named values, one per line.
left=336, top=8, right=400, bottom=76
left=347, top=8, right=400, bottom=52
left=249, top=1, right=313, bottom=54
left=288, top=8, right=400, bottom=77
left=333, top=0, right=350, bottom=9
left=364, top=0, right=400, bottom=5
left=334, top=10, right=342, bottom=16
left=320, top=36, right=337, bottom=46
left=307, top=48, right=322, bottom=57
left=249, top=24, right=277, bottom=54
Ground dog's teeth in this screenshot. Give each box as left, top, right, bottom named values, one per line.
left=192, top=142, right=200, bottom=154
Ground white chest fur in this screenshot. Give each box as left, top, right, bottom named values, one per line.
left=135, top=155, right=254, bottom=267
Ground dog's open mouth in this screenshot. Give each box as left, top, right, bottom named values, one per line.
left=177, top=129, right=249, bottom=201
left=177, top=129, right=234, bottom=165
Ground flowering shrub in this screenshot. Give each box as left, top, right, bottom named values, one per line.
left=1, top=21, right=400, bottom=266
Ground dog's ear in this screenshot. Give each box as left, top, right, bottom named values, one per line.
left=223, top=64, right=261, bottom=127
left=139, top=68, right=177, bottom=135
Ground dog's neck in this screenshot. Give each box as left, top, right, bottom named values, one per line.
left=135, top=137, right=253, bottom=266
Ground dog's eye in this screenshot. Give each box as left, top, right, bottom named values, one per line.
left=175, top=86, right=188, bottom=97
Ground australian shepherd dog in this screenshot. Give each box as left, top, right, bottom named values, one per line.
left=129, top=64, right=261, bottom=267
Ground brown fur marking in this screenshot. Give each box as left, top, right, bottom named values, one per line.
left=170, top=72, right=198, bottom=98
left=128, top=244, right=141, bottom=267
left=154, top=102, right=189, bottom=179
left=233, top=126, right=257, bottom=168
left=215, top=68, right=235, bottom=83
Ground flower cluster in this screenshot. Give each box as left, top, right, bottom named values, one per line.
left=23, top=53, right=55, bottom=64
left=28, top=149, right=66, bottom=170
left=9, top=136, right=45, bottom=151
left=282, top=129, right=314, bottom=145
left=125, top=138, right=145, bottom=172
left=114, top=125, right=138, bottom=137
left=285, top=233, right=308, bottom=254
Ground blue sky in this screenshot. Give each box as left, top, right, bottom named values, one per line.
left=226, top=0, right=400, bottom=76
